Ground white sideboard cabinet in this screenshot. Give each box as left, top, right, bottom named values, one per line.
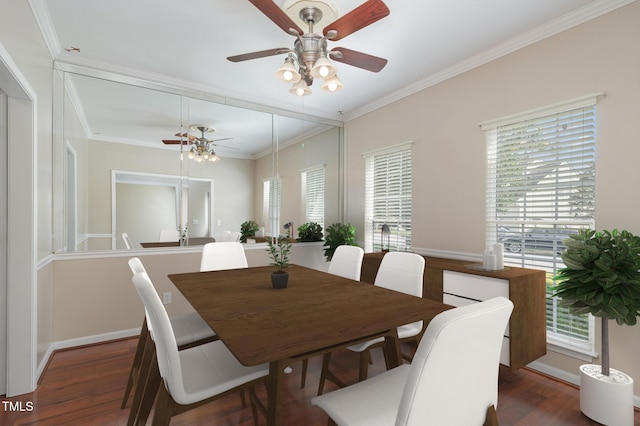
left=361, top=253, right=547, bottom=370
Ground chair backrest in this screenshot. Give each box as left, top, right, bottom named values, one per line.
left=131, top=269, right=186, bottom=402
left=200, top=241, right=248, bottom=272
left=122, top=232, right=133, bottom=249
left=158, top=229, right=180, bottom=242
left=327, top=245, right=364, bottom=280
left=374, top=252, right=424, bottom=297
left=128, top=257, right=147, bottom=275
left=374, top=252, right=425, bottom=339
left=396, top=297, right=514, bottom=426
left=128, top=257, right=156, bottom=339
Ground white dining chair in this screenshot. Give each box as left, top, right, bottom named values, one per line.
left=158, top=229, right=180, bottom=242
left=312, top=297, right=514, bottom=426
left=130, top=269, right=269, bottom=426
left=327, top=245, right=365, bottom=280
left=200, top=241, right=248, bottom=272
left=121, top=258, right=217, bottom=421
left=318, top=252, right=425, bottom=395
left=299, top=245, right=365, bottom=388
left=122, top=232, right=134, bottom=249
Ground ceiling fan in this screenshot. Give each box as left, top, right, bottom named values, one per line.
left=227, top=0, right=390, bottom=95
left=162, top=125, right=235, bottom=162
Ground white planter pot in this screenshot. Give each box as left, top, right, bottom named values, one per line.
left=580, top=364, right=634, bottom=426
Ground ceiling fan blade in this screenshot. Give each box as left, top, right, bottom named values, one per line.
left=213, top=144, right=239, bottom=150
left=331, top=47, right=387, bottom=72
left=248, top=0, right=303, bottom=35
left=211, top=137, right=234, bottom=143
left=162, top=140, right=190, bottom=145
left=323, top=0, right=390, bottom=41
left=227, top=47, right=289, bottom=62
left=174, top=132, right=197, bottom=141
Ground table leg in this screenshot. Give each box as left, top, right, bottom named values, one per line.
left=266, top=360, right=286, bottom=426
left=383, top=330, right=402, bottom=369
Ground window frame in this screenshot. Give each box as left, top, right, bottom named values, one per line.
left=363, top=142, right=413, bottom=253
left=481, top=93, right=603, bottom=358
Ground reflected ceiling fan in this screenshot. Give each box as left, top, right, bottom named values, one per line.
left=227, top=0, right=389, bottom=95
left=162, top=125, right=235, bottom=162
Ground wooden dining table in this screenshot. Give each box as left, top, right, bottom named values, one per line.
left=168, top=264, right=450, bottom=426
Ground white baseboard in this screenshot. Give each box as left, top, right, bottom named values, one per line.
left=527, top=360, right=640, bottom=409
left=36, top=327, right=140, bottom=382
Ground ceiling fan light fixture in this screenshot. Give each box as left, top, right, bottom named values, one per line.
left=321, top=74, right=344, bottom=92
left=275, top=55, right=301, bottom=83
left=310, top=53, right=336, bottom=79
left=208, top=151, right=220, bottom=162
left=290, top=79, right=312, bottom=96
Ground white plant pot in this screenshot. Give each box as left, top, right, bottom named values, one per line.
left=580, top=364, right=634, bottom=426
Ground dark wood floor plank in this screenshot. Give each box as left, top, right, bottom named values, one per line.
left=1, top=338, right=638, bottom=425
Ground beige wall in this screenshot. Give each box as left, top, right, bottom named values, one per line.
left=344, top=2, right=640, bottom=394
left=49, top=242, right=327, bottom=342
left=255, top=126, right=342, bottom=234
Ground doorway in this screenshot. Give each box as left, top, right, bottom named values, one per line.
left=0, top=89, right=7, bottom=395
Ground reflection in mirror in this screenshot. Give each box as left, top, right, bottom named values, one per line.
left=55, top=66, right=343, bottom=252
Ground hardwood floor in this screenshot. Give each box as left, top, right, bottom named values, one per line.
left=1, top=338, right=638, bottom=425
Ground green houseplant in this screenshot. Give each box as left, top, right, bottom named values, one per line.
left=267, top=236, right=292, bottom=288
left=323, top=223, right=358, bottom=261
left=552, top=229, right=640, bottom=424
left=240, top=220, right=259, bottom=243
left=296, top=222, right=324, bottom=242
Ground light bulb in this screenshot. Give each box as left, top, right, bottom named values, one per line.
left=283, top=70, right=293, bottom=81
left=319, top=66, right=329, bottom=78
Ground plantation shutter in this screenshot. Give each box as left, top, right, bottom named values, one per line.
left=364, top=143, right=412, bottom=252
left=483, top=94, right=600, bottom=355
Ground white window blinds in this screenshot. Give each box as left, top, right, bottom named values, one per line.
left=263, top=177, right=281, bottom=237
left=301, top=166, right=325, bottom=229
left=364, top=144, right=412, bottom=252
left=484, top=99, right=597, bottom=355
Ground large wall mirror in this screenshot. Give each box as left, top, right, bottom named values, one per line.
left=52, top=64, right=343, bottom=252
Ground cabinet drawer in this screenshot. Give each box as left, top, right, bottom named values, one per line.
left=443, top=270, right=509, bottom=301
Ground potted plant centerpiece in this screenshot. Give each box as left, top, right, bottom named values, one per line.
left=552, top=229, right=640, bottom=425
left=267, top=236, right=292, bottom=289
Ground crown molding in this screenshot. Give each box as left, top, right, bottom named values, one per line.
left=343, top=0, right=637, bottom=121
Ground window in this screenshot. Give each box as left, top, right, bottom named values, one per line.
left=263, top=177, right=281, bottom=237
left=482, top=94, right=601, bottom=356
left=364, top=143, right=413, bottom=252
left=301, top=166, right=325, bottom=229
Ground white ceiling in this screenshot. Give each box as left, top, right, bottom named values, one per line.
left=30, top=0, right=629, bottom=157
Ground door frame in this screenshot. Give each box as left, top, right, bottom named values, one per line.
left=0, top=41, right=37, bottom=396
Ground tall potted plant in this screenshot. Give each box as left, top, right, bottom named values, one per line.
left=552, top=229, right=640, bottom=425
left=323, top=223, right=358, bottom=261
left=267, top=236, right=291, bottom=289
left=240, top=220, right=259, bottom=243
